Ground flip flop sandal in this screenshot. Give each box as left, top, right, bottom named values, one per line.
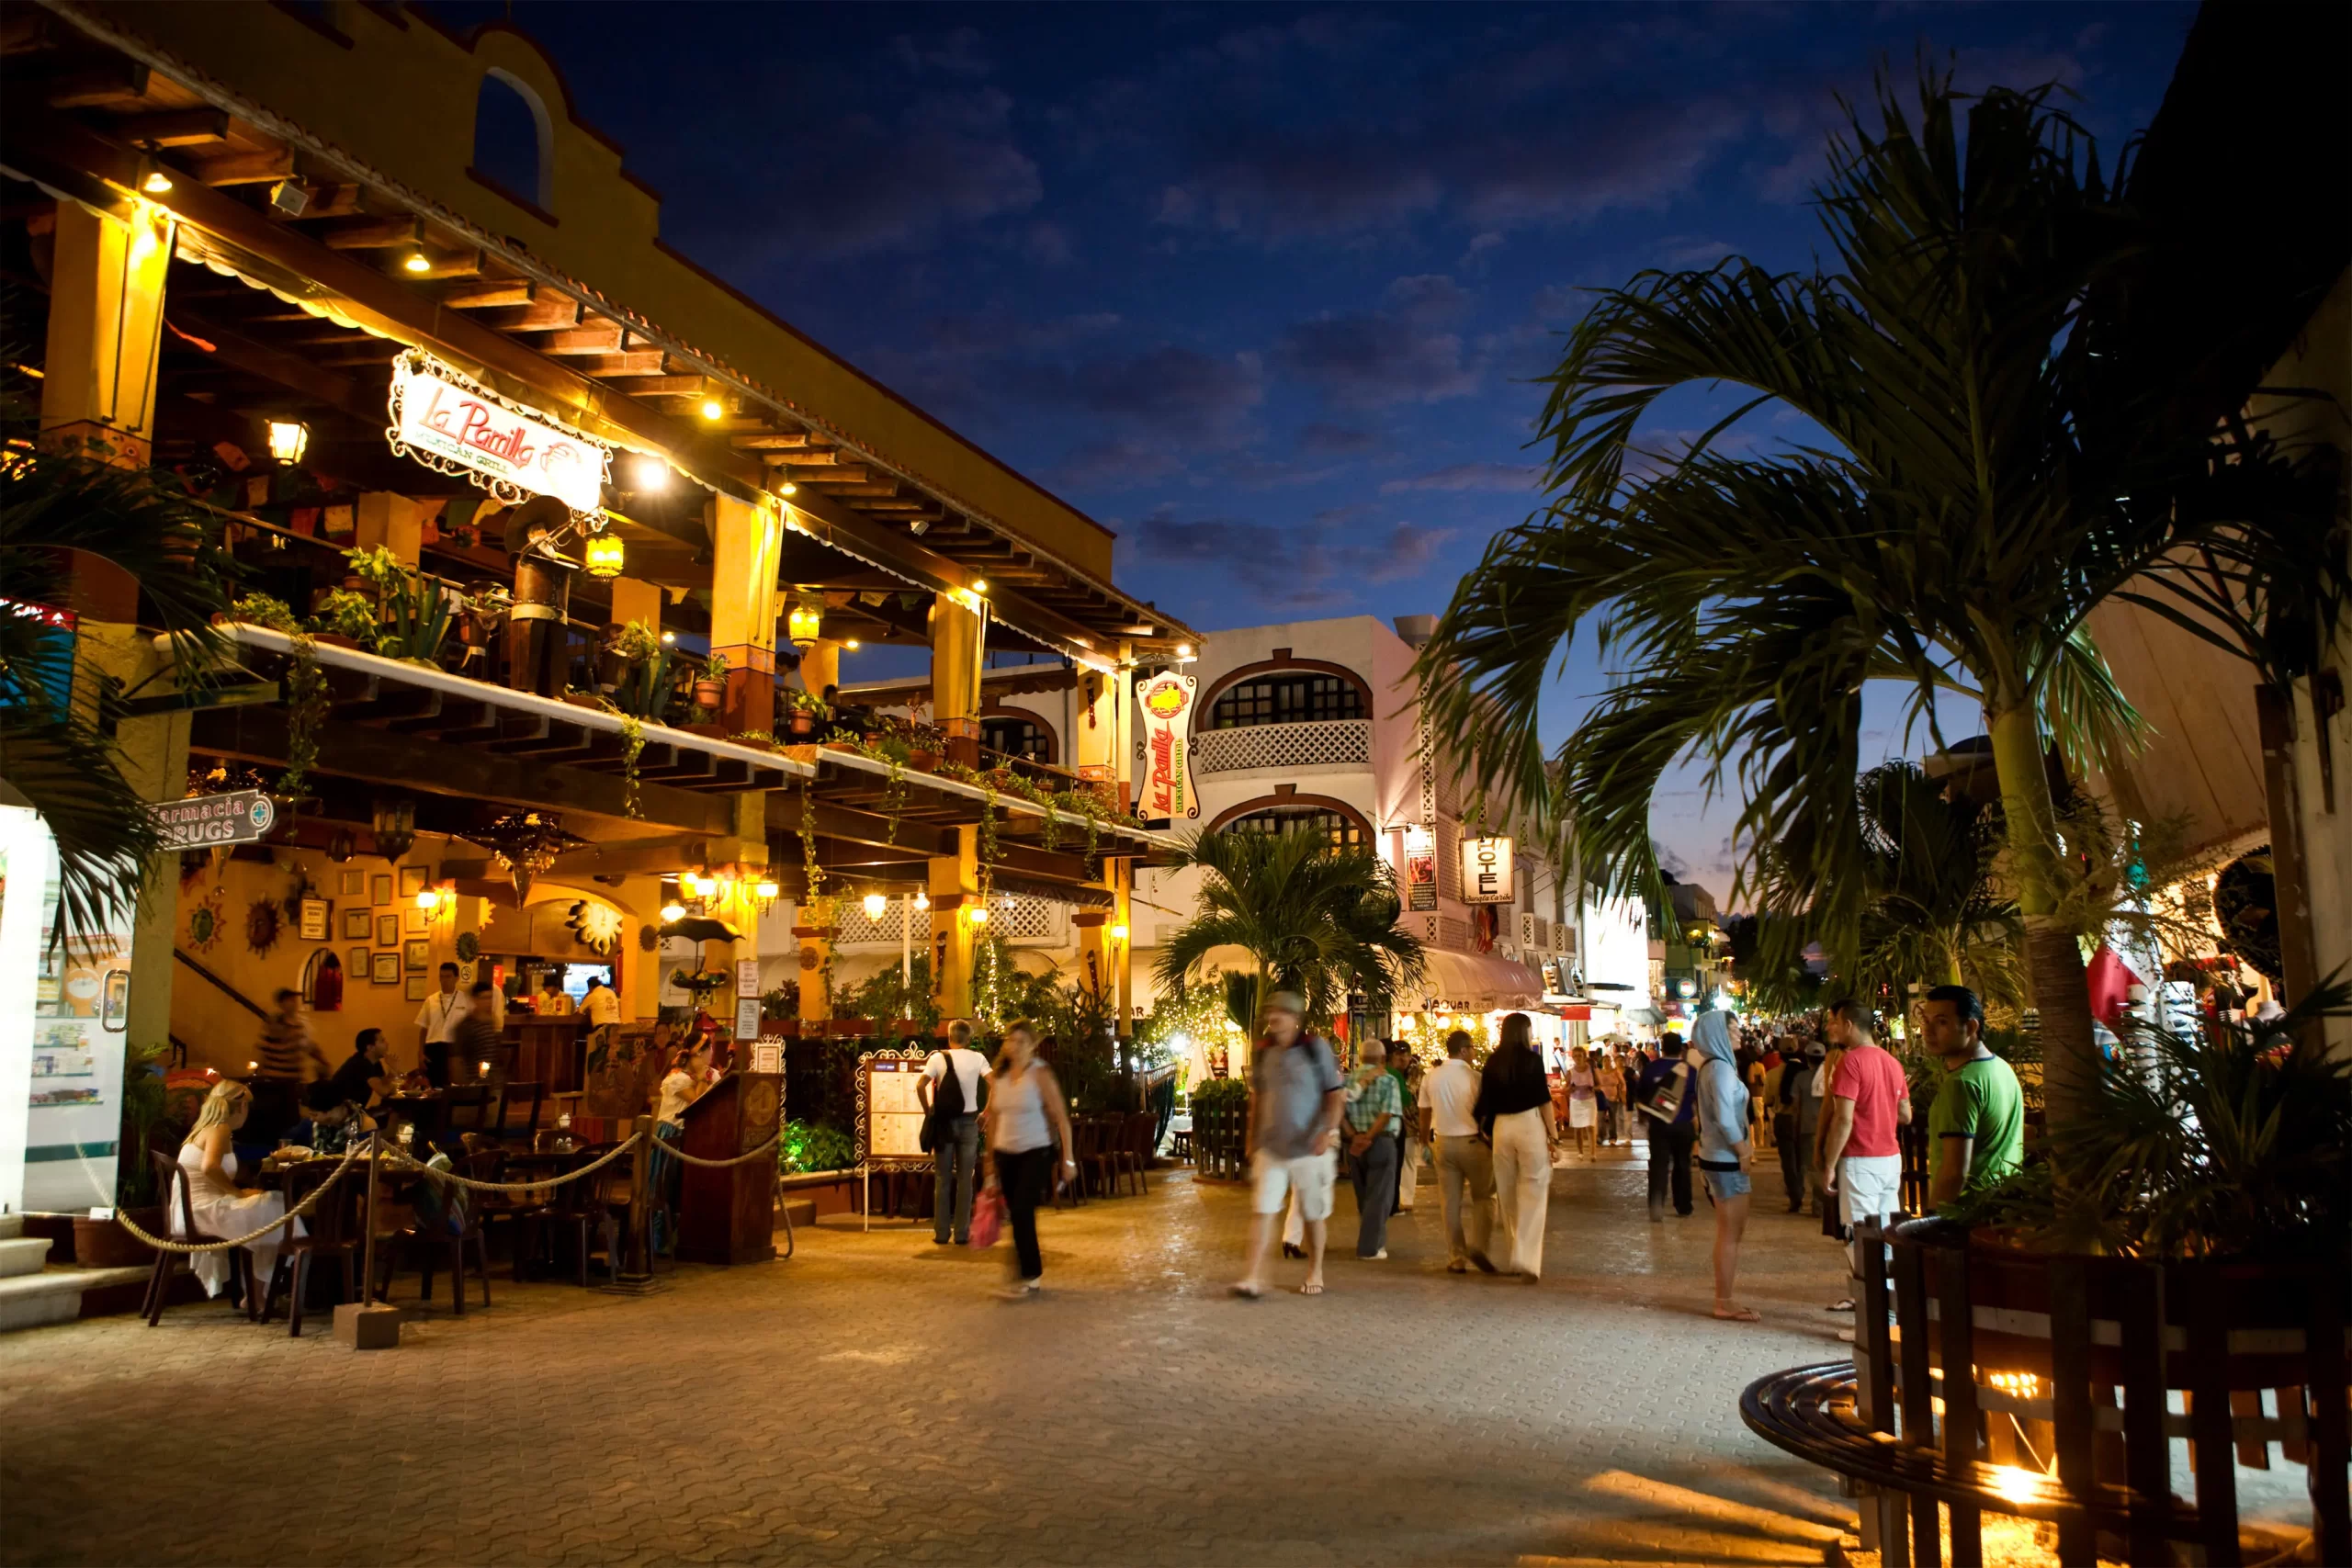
left=1713, top=1305, right=1762, bottom=1322
left=1299, top=1280, right=1325, bottom=1295
left=1229, top=1283, right=1266, bottom=1300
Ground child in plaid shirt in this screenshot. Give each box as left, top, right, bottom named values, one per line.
left=1343, top=1041, right=1403, bottom=1259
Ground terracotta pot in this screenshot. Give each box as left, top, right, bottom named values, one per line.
left=72, top=1210, right=159, bottom=1269
left=311, top=632, right=362, bottom=651
left=694, top=679, right=723, bottom=707
left=787, top=709, right=815, bottom=737
left=909, top=750, right=941, bottom=773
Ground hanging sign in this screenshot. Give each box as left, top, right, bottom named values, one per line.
left=1135, top=672, right=1201, bottom=825
left=388, top=352, right=609, bottom=517
left=1403, top=824, right=1437, bottom=911
left=1460, top=834, right=1514, bottom=905
left=154, top=790, right=276, bottom=851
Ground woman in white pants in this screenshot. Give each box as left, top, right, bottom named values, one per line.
left=1474, top=1012, right=1557, bottom=1281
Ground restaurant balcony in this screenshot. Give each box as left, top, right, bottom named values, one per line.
left=1193, top=718, right=1372, bottom=775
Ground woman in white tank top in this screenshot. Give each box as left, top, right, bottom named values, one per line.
left=980, top=1021, right=1076, bottom=1299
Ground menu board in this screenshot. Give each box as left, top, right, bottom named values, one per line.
left=857, top=1052, right=931, bottom=1168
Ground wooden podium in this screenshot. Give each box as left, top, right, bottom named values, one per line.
left=677, top=1071, right=782, bottom=1264
left=508, top=1016, right=585, bottom=1094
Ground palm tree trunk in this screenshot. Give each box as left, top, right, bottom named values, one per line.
left=2254, top=684, right=2320, bottom=1015
left=1986, top=700, right=2095, bottom=1127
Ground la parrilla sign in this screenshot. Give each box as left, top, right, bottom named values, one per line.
left=1136, top=671, right=1201, bottom=825
left=388, top=354, right=609, bottom=517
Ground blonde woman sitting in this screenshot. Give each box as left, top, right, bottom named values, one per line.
left=173, top=1080, right=303, bottom=1310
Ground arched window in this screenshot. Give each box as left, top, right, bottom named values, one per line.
left=1208, top=671, right=1364, bottom=729
left=979, top=714, right=1055, bottom=765
left=472, top=70, right=552, bottom=212
left=1221, top=805, right=1366, bottom=852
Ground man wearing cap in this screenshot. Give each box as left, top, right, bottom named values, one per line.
left=1233, top=991, right=1345, bottom=1299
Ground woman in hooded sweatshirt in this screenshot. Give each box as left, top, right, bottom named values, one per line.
left=1690, top=1010, right=1759, bottom=1322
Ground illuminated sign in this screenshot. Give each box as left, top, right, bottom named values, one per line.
left=388, top=353, right=609, bottom=517
left=1404, top=824, right=1437, bottom=911
left=1460, top=834, right=1514, bottom=905
left=1136, top=672, right=1201, bottom=825
left=153, top=790, right=276, bottom=851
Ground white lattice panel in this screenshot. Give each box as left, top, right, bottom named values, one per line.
left=987, top=893, right=1065, bottom=943
left=1193, top=719, right=1371, bottom=774
left=827, top=893, right=1069, bottom=949
left=829, top=902, right=916, bottom=946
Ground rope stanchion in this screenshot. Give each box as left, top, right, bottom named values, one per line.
left=654, top=1134, right=780, bottom=1169
left=109, top=1139, right=368, bottom=1254
left=380, top=1134, right=642, bottom=1194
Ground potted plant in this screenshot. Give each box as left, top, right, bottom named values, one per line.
left=607, top=620, right=673, bottom=720
left=308, top=587, right=375, bottom=649
left=694, top=652, right=728, bottom=712
left=782, top=686, right=825, bottom=738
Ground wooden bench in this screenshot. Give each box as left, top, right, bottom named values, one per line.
left=1741, top=1216, right=2350, bottom=1568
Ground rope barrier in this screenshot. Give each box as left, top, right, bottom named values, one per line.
left=109, top=1138, right=368, bottom=1254
left=652, top=1134, right=780, bottom=1168
left=382, top=1134, right=643, bottom=1194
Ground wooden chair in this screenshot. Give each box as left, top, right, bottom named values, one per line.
left=372, top=1150, right=494, bottom=1315
left=1120, top=1111, right=1156, bottom=1195
left=143, top=1148, right=253, bottom=1325
left=443, top=1084, right=494, bottom=1140
left=540, top=1146, right=623, bottom=1288
left=1079, top=1116, right=1124, bottom=1200
left=492, top=1080, right=545, bottom=1146
left=260, top=1157, right=361, bottom=1337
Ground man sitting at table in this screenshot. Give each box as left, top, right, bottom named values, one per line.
left=327, top=1029, right=394, bottom=1109
left=290, top=1079, right=374, bottom=1155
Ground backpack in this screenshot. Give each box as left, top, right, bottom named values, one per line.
left=1636, top=1060, right=1690, bottom=1124
left=919, top=1052, right=967, bottom=1153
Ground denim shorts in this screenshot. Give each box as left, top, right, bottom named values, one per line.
left=1700, top=1160, right=1751, bottom=1200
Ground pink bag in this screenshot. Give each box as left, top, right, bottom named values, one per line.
left=968, top=1189, right=1005, bottom=1248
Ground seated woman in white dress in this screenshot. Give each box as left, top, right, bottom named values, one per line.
left=172, top=1080, right=301, bottom=1308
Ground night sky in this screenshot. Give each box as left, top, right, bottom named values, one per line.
left=432, top=1, right=2197, bottom=894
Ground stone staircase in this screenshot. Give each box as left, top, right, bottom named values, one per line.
left=0, top=1213, right=153, bottom=1332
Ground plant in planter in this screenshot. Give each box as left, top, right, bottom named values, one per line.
left=694, top=652, right=729, bottom=712
left=616, top=715, right=645, bottom=819
left=232, top=594, right=331, bottom=799
left=668, top=965, right=731, bottom=1005
left=309, top=588, right=376, bottom=647
left=781, top=685, right=826, bottom=737
left=607, top=619, right=674, bottom=719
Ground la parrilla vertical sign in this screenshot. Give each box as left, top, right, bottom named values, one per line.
left=1136, top=672, right=1201, bottom=826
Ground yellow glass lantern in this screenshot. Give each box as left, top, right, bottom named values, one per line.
left=583, top=532, right=625, bottom=579
left=862, top=892, right=889, bottom=921
left=266, top=420, right=310, bottom=465
left=786, top=600, right=822, bottom=649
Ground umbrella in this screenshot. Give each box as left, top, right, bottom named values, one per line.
left=660, top=917, right=741, bottom=944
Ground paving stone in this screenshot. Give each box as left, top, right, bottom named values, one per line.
left=1, top=1148, right=1865, bottom=1565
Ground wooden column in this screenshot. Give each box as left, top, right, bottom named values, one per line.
left=709, top=493, right=781, bottom=735
left=930, top=826, right=978, bottom=1021
left=931, top=592, right=983, bottom=766
left=40, top=198, right=170, bottom=465
left=1072, top=909, right=1109, bottom=999
left=798, top=637, right=841, bottom=699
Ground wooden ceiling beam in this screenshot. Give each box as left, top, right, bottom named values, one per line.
left=474, top=298, right=581, bottom=333
left=611, top=373, right=707, bottom=396
left=575, top=352, right=670, bottom=378
left=188, top=145, right=295, bottom=186
left=733, top=432, right=821, bottom=451
left=316, top=214, right=421, bottom=250
left=785, top=462, right=870, bottom=485
left=31, top=59, right=149, bottom=108
left=110, top=107, right=230, bottom=146
left=438, top=277, right=533, bottom=309
left=536, top=322, right=627, bottom=355
left=287, top=183, right=364, bottom=220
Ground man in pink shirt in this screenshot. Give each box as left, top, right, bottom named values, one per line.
left=1818, top=998, right=1910, bottom=1312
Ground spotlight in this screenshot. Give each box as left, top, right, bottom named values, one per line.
left=970, top=579, right=987, bottom=594
left=660, top=901, right=686, bottom=922
left=776, top=481, right=797, bottom=497
left=628, top=454, right=668, bottom=492
left=141, top=167, right=173, bottom=195
left=700, top=399, right=724, bottom=421
left=908, top=518, right=929, bottom=536
left=843, top=638, right=860, bottom=651
left=660, top=630, right=676, bottom=645
left=404, top=252, right=432, bottom=274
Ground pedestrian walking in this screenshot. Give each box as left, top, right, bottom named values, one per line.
left=1690, top=1011, right=1758, bottom=1322
left=1419, top=1029, right=1495, bottom=1273
left=1563, top=1045, right=1598, bottom=1158
left=1770, top=1040, right=1810, bottom=1211
left=1389, top=1044, right=1420, bottom=1214
left=252, top=987, right=328, bottom=1143
left=1342, top=1039, right=1402, bottom=1259
left=1811, top=1029, right=1849, bottom=1243
left=1474, top=1012, right=1555, bottom=1282
left=920, top=1020, right=992, bottom=1246
left=1816, top=998, right=1911, bottom=1313
left=1233, top=992, right=1344, bottom=1298
left=979, top=1020, right=1078, bottom=1299
left=1634, top=1032, right=1698, bottom=1221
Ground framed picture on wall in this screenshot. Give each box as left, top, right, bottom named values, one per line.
left=370, top=874, right=393, bottom=907
left=402, top=907, right=428, bottom=935
left=375, top=913, right=398, bottom=946
left=404, top=975, right=429, bottom=1001
left=338, top=870, right=366, bottom=897
left=349, top=946, right=370, bottom=979
left=298, top=898, right=330, bottom=942
left=343, top=908, right=371, bottom=940
left=403, top=939, right=429, bottom=972
left=398, top=866, right=428, bottom=898
left=371, top=953, right=399, bottom=985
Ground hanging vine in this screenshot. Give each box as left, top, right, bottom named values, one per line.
left=617, top=715, right=645, bottom=819
left=798, top=784, right=828, bottom=912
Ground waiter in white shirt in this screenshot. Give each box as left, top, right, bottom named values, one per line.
left=1419, top=1028, right=1497, bottom=1274
left=581, top=971, right=621, bottom=1054
left=415, top=961, right=470, bottom=1089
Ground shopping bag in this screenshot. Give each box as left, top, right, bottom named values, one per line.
left=968, top=1188, right=1005, bottom=1248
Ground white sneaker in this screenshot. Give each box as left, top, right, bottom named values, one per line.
left=1363, top=1249, right=1388, bottom=1260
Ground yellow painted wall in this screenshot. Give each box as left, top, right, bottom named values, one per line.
left=85, top=1, right=1116, bottom=581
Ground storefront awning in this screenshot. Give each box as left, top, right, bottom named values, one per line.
left=1419, top=951, right=1544, bottom=1011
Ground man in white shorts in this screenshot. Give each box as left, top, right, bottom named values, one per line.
left=1233, top=991, right=1344, bottom=1299
left=1818, top=998, right=1912, bottom=1313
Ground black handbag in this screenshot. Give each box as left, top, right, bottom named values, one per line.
left=918, top=1053, right=967, bottom=1153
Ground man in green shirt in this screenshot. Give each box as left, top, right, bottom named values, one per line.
left=1921, top=985, right=2024, bottom=1204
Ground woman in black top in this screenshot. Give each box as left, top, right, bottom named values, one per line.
left=1474, top=1013, right=1558, bottom=1281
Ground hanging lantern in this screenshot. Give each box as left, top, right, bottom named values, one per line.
left=862, top=892, right=888, bottom=921
left=583, top=532, right=625, bottom=580
left=266, top=420, right=310, bottom=466
left=786, top=599, right=822, bottom=649
left=371, top=799, right=416, bottom=863
left=474, top=810, right=578, bottom=902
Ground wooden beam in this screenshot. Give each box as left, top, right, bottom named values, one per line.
left=188, top=145, right=295, bottom=186
left=111, top=107, right=230, bottom=146
left=731, top=432, right=821, bottom=451
left=786, top=463, right=870, bottom=485
left=401, top=249, right=483, bottom=280
left=290, top=183, right=363, bottom=220
left=318, top=214, right=423, bottom=250
left=34, top=60, right=149, bottom=108
left=612, top=373, right=707, bottom=395
left=190, top=706, right=741, bottom=834
left=475, top=298, right=582, bottom=332
left=774, top=447, right=852, bottom=467
left=437, top=278, right=533, bottom=309
left=537, top=322, right=628, bottom=355
left=163, top=305, right=370, bottom=424
left=573, top=352, right=668, bottom=378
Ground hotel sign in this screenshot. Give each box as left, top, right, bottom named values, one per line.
left=1460, top=833, right=1514, bottom=905
left=389, top=353, right=609, bottom=517
left=1136, top=672, right=1201, bottom=825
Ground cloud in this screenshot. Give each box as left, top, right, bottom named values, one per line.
left=1010, top=346, right=1265, bottom=436
left=1134, top=510, right=1456, bottom=609
left=1652, top=838, right=1691, bottom=880
left=890, top=26, right=996, bottom=79
left=1298, top=423, right=1379, bottom=457
left=777, top=85, right=1042, bottom=257
left=1380, top=461, right=1539, bottom=494
left=1276, top=275, right=1482, bottom=410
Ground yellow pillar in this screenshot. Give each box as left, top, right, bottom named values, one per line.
left=1113, top=858, right=1135, bottom=1035
left=609, top=576, right=662, bottom=634
left=798, top=637, right=841, bottom=697
left=40, top=198, right=172, bottom=464
left=930, top=825, right=978, bottom=1021
left=1072, top=910, right=1109, bottom=999
left=793, top=905, right=832, bottom=1029
left=709, top=493, right=782, bottom=734
left=930, top=592, right=984, bottom=766
left=355, top=493, right=423, bottom=567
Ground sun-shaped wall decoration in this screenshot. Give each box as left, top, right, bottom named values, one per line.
left=245, top=897, right=282, bottom=957
left=186, top=887, right=226, bottom=953
left=566, top=899, right=625, bottom=954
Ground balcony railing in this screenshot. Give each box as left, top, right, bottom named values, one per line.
left=1193, top=718, right=1371, bottom=774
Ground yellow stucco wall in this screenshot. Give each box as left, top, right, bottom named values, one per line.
left=79, top=0, right=1114, bottom=580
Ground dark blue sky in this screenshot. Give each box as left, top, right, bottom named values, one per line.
left=435, top=1, right=2197, bottom=892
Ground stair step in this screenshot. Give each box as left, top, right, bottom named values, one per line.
left=0, top=1213, right=22, bottom=1240
left=0, top=1264, right=153, bottom=1333
left=0, top=1236, right=55, bottom=1279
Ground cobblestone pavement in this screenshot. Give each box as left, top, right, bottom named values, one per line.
left=3, top=1144, right=1867, bottom=1567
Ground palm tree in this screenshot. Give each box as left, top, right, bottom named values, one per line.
left=1153, top=827, right=1426, bottom=1036
left=1, top=386, right=236, bottom=946
left=1411, top=68, right=2320, bottom=1120
left=1844, top=761, right=2020, bottom=1012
